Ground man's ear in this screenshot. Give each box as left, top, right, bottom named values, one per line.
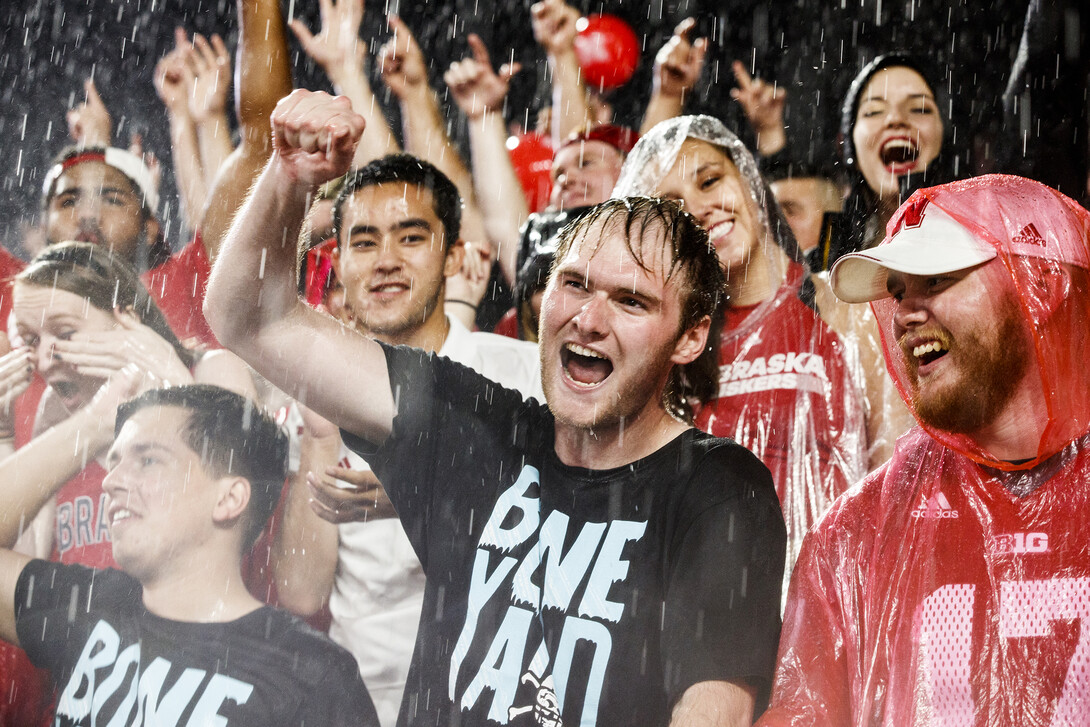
left=144, top=216, right=161, bottom=252
left=671, top=315, right=712, bottom=366
left=443, top=238, right=467, bottom=279
left=212, top=476, right=251, bottom=527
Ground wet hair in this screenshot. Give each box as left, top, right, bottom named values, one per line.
left=15, top=241, right=197, bottom=369
left=332, top=153, right=461, bottom=249
left=115, top=384, right=288, bottom=549
left=551, top=196, right=725, bottom=422
left=42, top=146, right=172, bottom=269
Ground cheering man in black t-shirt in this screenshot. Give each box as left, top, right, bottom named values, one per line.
left=206, top=89, right=787, bottom=727
left=0, top=384, right=378, bottom=726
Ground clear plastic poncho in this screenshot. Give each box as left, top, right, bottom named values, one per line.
left=614, top=116, right=867, bottom=598
left=760, top=174, right=1090, bottom=726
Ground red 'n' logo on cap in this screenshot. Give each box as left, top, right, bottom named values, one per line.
left=895, top=197, right=929, bottom=234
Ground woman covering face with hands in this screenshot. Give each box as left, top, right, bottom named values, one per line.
left=4, top=241, right=255, bottom=568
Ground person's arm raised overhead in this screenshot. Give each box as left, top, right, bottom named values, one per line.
left=198, top=0, right=293, bottom=261
left=154, top=31, right=209, bottom=230
left=187, top=32, right=236, bottom=185
left=291, top=0, right=400, bottom=167
left=444, top=33, right=526, bottom=286
left=378, top=14, right=489, bottom=247
left=67, top=77, right=113, bottom=148
left=730, top=61, right=786, bottom=157
left=204, top=90, right=394, bottom=444
left=640, top=18, right=708, bottom=135
left=531, top=0, right=589, bottom=145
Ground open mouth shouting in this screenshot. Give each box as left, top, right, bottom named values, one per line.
left=880, top=138, right=920, bottom=172
left=561, top=342, right=614, bottom=387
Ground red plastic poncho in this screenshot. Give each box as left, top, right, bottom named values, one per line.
left=760, top=175, right=1090, bottom=726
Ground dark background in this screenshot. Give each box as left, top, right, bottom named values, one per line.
left=0, top=0, right=1083, bottom=256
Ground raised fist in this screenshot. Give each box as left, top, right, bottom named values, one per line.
left=270, top=89, right=366, bottom=185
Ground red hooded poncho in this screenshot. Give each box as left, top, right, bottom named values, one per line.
left=759, top=175, right=1090, bottom=726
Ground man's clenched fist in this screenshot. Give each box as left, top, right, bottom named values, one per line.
left=271, top=89, right=366, bottom=185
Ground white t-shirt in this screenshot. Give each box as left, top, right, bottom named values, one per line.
left=329, top=317, right=542, bottom=727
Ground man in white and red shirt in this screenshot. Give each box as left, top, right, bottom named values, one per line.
left=758, top=174, right=1090, bottom=726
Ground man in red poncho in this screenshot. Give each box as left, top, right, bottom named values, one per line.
left=758, top=174, right=1090, bottom=726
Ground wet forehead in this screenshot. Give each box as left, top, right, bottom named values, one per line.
left=558, top=216, right=676, bottom=290
left=860, top=66, right=934, bottom=102
left=341, top=182, right=441, bottom=233
left=658, top=139, right=742, bottom=191
left=109, top=406, right=192, bottom=465
left=50, top=160, right=137, bottom=198
left=553, top=140, right=623, bottom=168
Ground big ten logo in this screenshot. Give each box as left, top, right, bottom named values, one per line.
left=991, top=532, right=1050, bottom=554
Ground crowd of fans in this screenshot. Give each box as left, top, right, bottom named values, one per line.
left=0, top=0, right=1084, bottom=724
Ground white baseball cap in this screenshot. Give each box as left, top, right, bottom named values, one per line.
left=42, top=147, right=159, bottom=212
left=830, top=204, right=996, bottom=303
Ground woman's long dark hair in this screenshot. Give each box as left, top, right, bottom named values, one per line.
left=15, top=241, right=197, bottom=369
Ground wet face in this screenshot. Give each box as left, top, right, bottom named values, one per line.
left=44, top=161, right=154, bottom=262
left=103, top=406, right=225, bottom=581
left=889, top=262, right=1030, bottom=434
left=656, top=139, right=760, bottom=274
left=336, top=183, right=460, bottom=344
left=539, top=216, right=705, bottom=432
left=852, top=66, right=944, bottom=199
left=13, top=283, right=117, bottom=413
left=771, top=177, right=841, bottom=253
left=549, top=140, right=625, bottom=211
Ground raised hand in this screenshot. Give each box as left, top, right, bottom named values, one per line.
left=0, top=347, right=33, bottom=428
left=289, top=0, right=365, bottom=78
left=652, top=18, right=708, bottom=101
left=445, top=239, right=493, bottom=314
left=67, top=78, right=112, bottom=147
left=306, top=467, right=397, bottom=522
left=51, top=310, right=194, bottom=388
left=445, top=34, right=521, bottom=120
left=376, top=14, right=428, bottom=100
left=730, top=60, right=786, bottom=143
left=531, top=0, right=580, bottom=56
left=270, top=89, right=366, bottom=186
left=187, top=33, right=231, bottom=123
left=154, top=28, right=195, bottom=116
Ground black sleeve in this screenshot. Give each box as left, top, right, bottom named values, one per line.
left=341, top=343, right=544, bottom=565
left=662, top=444, right=787, bottom=711
left=14, top=560, right=139, bottom=673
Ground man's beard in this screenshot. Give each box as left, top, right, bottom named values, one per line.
left=902, top=302, right=1030, bottom=434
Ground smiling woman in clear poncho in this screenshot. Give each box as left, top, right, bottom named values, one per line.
left=613, top=115, right=867, bottom=592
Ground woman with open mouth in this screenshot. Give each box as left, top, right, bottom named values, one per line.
left=832, top=53, right=954, bottom=265
left=614, top=115, right=867, bottom=596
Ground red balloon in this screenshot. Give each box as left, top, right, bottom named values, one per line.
left=573, top=14, right=640, bottom=90
left=507, top=132, right=555, bottom=214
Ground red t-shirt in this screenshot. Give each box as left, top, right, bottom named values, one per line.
left=141, top=234, right=216, bottom=348
left=759, top=427, right=1090, bottom=727
left=695, top=267, right=866, bottom=573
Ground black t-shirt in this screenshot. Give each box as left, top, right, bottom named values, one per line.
left=344, top=345, right=786, bottom=727
left=14, top=560, right=379, bottom=727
